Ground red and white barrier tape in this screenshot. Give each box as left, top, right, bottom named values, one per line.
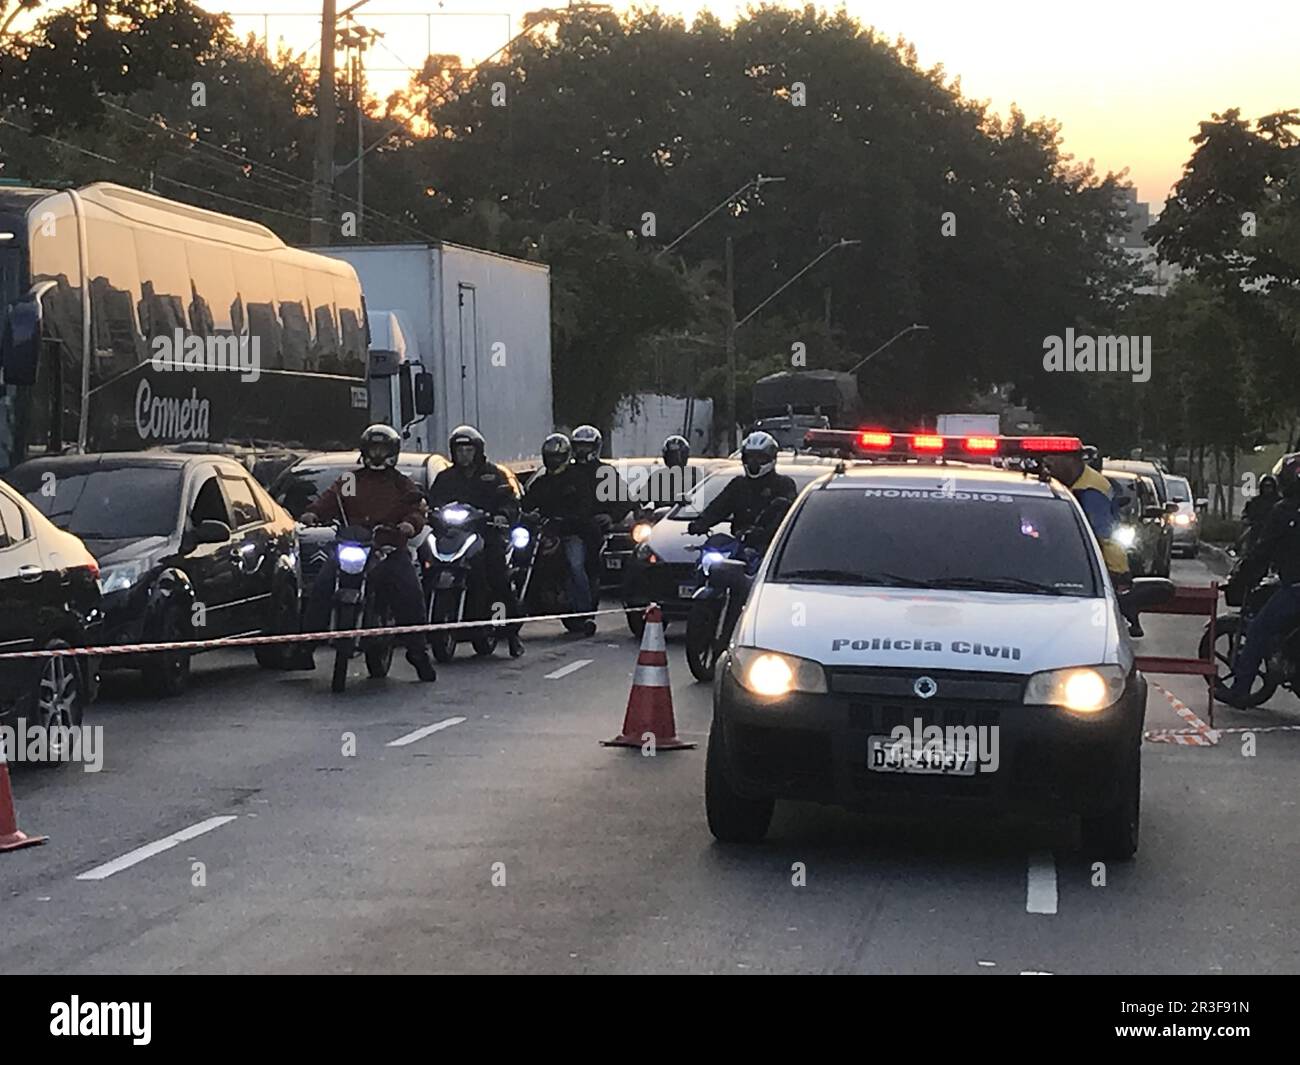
left=1143, top=682, right=1219, bottom=746
left=0, top=606, right=637, bottom=661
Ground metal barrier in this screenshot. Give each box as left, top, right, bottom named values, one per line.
left=1134, top=581, right=1219, bottom=726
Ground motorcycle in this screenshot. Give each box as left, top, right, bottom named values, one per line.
left=509, top=510, right=594, bottom=633
left=1200, top=562, right=1300, bottom=707
left=684, top=530, right=759, bottom=682
left=327, top=523, right=400, bottom=693
left=425, top=502, right=502, bottom=662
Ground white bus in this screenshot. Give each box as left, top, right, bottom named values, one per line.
left=0, top=182, right=373, bottom=470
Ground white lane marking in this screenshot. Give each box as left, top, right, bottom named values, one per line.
left=545, top=659, right=593, bottom=680
left=1026, top=851, right=1058, bottom=915
left=387, top=716, right=466, bottom=748
left=76, top=815, right=238, bottom=881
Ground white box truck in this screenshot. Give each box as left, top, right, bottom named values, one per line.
left=308, top=242, right=553, bottom=463
left=935, top=413, right=1001, bottom=437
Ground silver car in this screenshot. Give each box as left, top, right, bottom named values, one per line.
left=1165, top=475, right=1202, bottom=556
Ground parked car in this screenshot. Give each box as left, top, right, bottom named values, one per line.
left=1104, top=458, right=1170, bottom=506
left=1106, top=470, right=1173, bottom=576
left=7, top=453, right=302, bottom=695
left=0, top=479, right=102, bottom=762
left=1164, top=474, right=1203, bottom=557
left=267, top=450, right=453, bottom=596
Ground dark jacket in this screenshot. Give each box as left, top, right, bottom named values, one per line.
left=428, top=460, right=521, bottom=523
left=1242, top=495, right=1300, bottom=587
left=524, top=461, right=633, bottom=528
left=690, top=471, right=798, bottom=543
left=1243, top=492, right=1279, bottom=527
left=303, top=466, right=427, bottom=538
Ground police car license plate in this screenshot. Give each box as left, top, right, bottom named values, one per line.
left=606, top=557, right=623, bottom=570
left=678, top=583, right=696, bottom=599
left=867, top=736, right=977, bottom=776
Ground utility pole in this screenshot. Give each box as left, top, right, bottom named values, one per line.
left=310, top=0, right=338, bottom=244
left=725, top=236, right=737, bottom=451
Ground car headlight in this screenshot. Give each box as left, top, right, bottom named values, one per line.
left=1023, top=665, right=1126, bottom=714
left=730, top=646, right=827, bottom=697
left=510, top=525, right=531, bottom=550
left=1173, top=513, right=1191, bottom=526
left=98, top=559, right=149, bottom=595
left=337, top=543, right=370, bottom=574
left=631, top=522, right=653, bottom=543
left=1113, top=525, right=1137, bottom=548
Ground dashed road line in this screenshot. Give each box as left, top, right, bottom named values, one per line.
left=545, top=659, right=593, bottom=680
left=387, top=716, right=467, bottom=748
left=1026, top=851, right=1058, bottom=915
left=76, top=815, right=238, bottom=881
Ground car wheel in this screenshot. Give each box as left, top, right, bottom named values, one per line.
left=24, top=641, right=85, bottom=769
left=626, top=608, right=647, bottom=639
left=255, top=583, right=300, bottom=670
left=705, top=721, right=773, bottom=844
left=1199, top=615, right=1276, bottom=706
left=1080, top=744, right=1140, bottom=860
left=143, top=606, right=191, bottom=697
left=472, top=632, right=498, bottom=657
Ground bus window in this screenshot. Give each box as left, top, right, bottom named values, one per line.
left=306, top=269, right=339, bottom=371
left=335, top=276, right=366, bottom=373
left=187, top=243, right=238, bottom=335
left=135, top=230, right=191, bottom=342
left=274, top=261, right=309, bottom=370
left=234, top=251, right=280, bottom=369
left=86, top=219, right=143, bottom=379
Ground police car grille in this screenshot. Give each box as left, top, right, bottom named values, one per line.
left=828, top=666, right=1025, bottom=704
left=848, top=702, right=1002, bottom=733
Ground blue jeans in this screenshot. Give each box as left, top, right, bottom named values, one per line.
left=1230, top=583, right=1300, bottom=696
left=562, top=535, right=594, bottom=614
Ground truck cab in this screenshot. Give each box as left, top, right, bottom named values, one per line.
left=367, top=309, right=435, bottom=451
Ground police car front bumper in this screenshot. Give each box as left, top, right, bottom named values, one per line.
left=712, top=658, right=1144, bottom=817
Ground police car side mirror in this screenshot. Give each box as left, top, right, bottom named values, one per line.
left=1164, top=501, right=1180, bottom=515
left=1124, top=577, right=1175, bottom=613
left=707, top=558, right=749, bottom=592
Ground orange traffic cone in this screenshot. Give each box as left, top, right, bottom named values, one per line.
left=603, top=604, right=696, bottom=751
left=0, top=747, right=46, bottom=852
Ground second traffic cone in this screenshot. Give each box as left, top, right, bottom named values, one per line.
left=603, top=604, right=696, bottom=751
left=0, top=748, right=47, bottom=853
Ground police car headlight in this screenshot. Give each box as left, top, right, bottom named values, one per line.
left=731, top=647, right=827, bottom=697
left=1114, top=525, right=1137, bottom=548
left=1173, top=513, right=1191, bottom=526
left=1023, top=665, right=1126, bottom=714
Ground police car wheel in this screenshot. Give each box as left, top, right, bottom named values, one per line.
left=1079, top=746, right=1140, bottom=860
left=626, top=609, right=646, bottom=638
left=705, top=722, right=773, bottom=844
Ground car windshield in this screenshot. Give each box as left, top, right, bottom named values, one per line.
left=12, top=465, right=182, bottom=538
left=772, top=488, right=1098, bottom=596
left=1167, top=477, right=1191, bottom=502
left=273, top=460, right=426, bottom=518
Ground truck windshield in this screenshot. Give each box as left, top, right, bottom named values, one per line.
left=772, top=489, right=1100, bottom=596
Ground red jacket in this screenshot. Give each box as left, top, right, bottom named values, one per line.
left=304, top=466, right=427, bottom=538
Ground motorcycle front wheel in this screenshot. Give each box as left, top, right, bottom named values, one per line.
left=364, top=606, right=395, bottom=678
left=686, top=598, right=724, bottom=682
left=430, top=592, right=460, bottom=663
left=1199, top=614, right=1277, bottom=707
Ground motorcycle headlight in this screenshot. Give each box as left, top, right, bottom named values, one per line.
left=631, top=522, right=653, bottom=543
left=730, top=646, right=827, bottom=697
left=98, top=559, right=149, bottom=595
left=337, top=543, right=370, bottom=574
left=441, top=506, right=470, bottom=525
left=1114, top=525, right=1137, bottom=548
left=1023, top=665, right=1126, bottom=714
left=510, top=525, right=531, bottom=550
left=701, top=550, right=727, bottom=574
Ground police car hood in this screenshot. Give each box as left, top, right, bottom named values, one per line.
left=745, top=583, right=1118, bottom=674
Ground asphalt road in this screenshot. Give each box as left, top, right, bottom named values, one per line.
left=4, top=555, right=1299, bottom=975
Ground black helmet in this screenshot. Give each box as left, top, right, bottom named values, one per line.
left=449, top=424, right=485, bottom=468
left=541, top=432, right=571, bottom=473
left=740, top=431, right=779, bottom=478
left=571, top=424, right=602, bottom=464
left=359, top=423, right=401, bottom=469
left=662, top=434, right=690, bottom=469
left=1259, top=473, right=1279, bottom=495
left=1275, top=460, right=1300, bottom=498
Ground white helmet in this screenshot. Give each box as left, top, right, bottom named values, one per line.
left=740, top=431, right=779, bottom=478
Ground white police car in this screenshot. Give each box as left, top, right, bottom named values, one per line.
left=705, top=431, right=1173, bottom=858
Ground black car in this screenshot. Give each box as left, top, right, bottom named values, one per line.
left=0, top=479, right=102, bottom=760
left=1106, top=470, right=1173, bottom=577
left=7, top=453, right=302, bottom=695
left=268, top=450, right=453, bottom=593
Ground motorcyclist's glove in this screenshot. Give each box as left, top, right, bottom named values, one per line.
left=491, top=514, right=511, bottom=529
left=687, top=519, right=708, bottom=535
left=397, top=521, right=416, bottom=538
left=593, top=513, right=613, bottom=533
left=300, top=512, right=320, bottom=527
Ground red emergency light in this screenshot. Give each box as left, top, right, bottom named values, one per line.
left=802, top=428, right=1082, bottom=460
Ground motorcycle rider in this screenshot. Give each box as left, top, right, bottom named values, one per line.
left=686, top=431, right=796, bottom=552
left=289, top=424, right=438, bottom=681
left=1216, top=458, right=1300, bottom=708
left=650, top=433, right=693, bottom=507
left=1239, top=473, right=1280, bottom=552
left=426, top=424, right=526, bottom=657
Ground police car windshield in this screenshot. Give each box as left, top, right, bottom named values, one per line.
left=772, top=487, right=1099, bottom=596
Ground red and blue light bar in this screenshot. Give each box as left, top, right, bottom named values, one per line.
left=804, top=428, right=1082, bottom=458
